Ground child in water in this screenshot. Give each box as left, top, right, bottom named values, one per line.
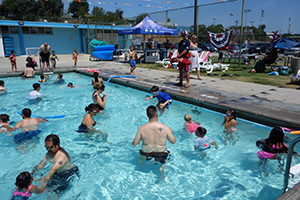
left=55, top=73, right=64, bottom=83
left=67, top=82, right=75, bottom=88
left=11, top=171, right=47, bottom=200
left=222, top=109, right=237, bottom=132
left=0, top=114, right=10, bottom=135
left=194, top=127, right=218, bottom=150
left=184, top=114, right=200, bottom=134
left=145, top=86, right=172, bottom=116
left=38, top=75, right=46, bottom=82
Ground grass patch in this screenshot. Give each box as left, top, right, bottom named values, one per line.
left=134, top=56, right=299, bottom=89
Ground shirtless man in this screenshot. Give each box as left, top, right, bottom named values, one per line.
left=39, top=42, right=51, bottom=71
left=132, top=106, right=176, bottom=181
left=5, top=108, right=46, bottom=142
left=129, top=45, right=137, bottom=75
left=32, top=134, right=79, bottom=193
left=22, top=65, right=35, bottom=78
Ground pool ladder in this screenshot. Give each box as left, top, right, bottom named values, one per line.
left=282, top=136, right=300, bottom=193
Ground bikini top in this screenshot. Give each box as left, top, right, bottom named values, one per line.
left=13, top=185, right=33, bottom=198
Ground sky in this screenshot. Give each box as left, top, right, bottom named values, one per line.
left=62, top=0, right=300, bottom=34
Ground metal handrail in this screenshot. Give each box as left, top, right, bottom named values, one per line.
left=282, top=136, right=300, bottom=193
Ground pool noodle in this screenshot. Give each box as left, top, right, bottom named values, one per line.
left=17, top=111, right=65, bottom=119
left=105, top=75, right=136, bottom=85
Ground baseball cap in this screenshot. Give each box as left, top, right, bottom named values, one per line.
left=181, top=30, right=188, bottom=36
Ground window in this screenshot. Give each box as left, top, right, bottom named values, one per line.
left=1, top=26, right=9, bottom=34
left=29, top=27, right=38, bottom=34
left=22, top=27, right=29, bottom=34
left=10, top=26, right=18, bottom=34
left=45, top=28, right=53, bottom=34
left=38, top=27, right=45, bottom=34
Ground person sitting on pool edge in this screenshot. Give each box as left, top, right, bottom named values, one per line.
left=4, top=108, right=47, bottom=143
left=27, top=83, right=42, bottom=100
left=92, top=83, right=106, bottom=111
left=132, top=106, right=176, bottom=182
left=145, top=86, right=172, bottom=116
left=21, top=64, right=35, bottom=78
left=32, top=134, right=79, bottom=194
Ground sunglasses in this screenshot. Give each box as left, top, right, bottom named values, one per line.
left=45, top=145, right=53, bottom=150
left=226, top=112, right=233, bottom=116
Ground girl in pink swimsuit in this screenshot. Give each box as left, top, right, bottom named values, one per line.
left=184, top=114, right=201, bottom=134
left=11, top=171, right=47, bottom=199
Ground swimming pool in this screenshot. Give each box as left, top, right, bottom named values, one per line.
left=0, top=72, right=300, bottom=199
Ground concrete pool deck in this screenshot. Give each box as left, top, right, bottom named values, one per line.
left=0, top=54, right=300, bottom=199
left=1, top=54, right=298, bottom=129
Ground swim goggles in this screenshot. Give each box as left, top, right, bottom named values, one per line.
left=226, top=112, right=233, bottom=116
left=151, top=91, right=159, bottom=96
left=45, top=145, right=53, bottom=150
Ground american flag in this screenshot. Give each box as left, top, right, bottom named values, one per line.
left=230, top=13, right=234, bottom=16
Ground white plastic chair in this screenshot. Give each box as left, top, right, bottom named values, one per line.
left=198, top=51, right=230, bottom=73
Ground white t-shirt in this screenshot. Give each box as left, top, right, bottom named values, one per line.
left=194, top=136, right=214, bottom=149
left=27, top=91, right=42, bottom=100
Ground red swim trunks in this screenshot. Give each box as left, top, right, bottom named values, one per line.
left=178, top=57, right=191, bottom=72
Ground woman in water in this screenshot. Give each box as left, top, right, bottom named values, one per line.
left=91, top=72, right=104, bottom=86
left=11, top=171, right=46, bottom=200
left=92, top=83, right=106, bottom=111
left=77, top=104, right=100, bottom=133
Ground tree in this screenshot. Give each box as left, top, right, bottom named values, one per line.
left=91, top=6, right=106, bottom=22
left=68, top=0, right=89, bottom=18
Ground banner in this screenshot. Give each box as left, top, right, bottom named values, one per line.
left=207, top=30, right=233, bottom=49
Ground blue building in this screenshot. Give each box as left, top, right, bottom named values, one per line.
left=0, top=20, right=127, bottom=57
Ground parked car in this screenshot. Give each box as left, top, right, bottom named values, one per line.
left=249, top=43, right=270, bottom=54
left=227, top=44, right=236, bottom=51
left=207, top=43, right=218, bottom=52
left=230, top=44, right=252, bottom=54
left=284, top=44, right=300, bottom=57
left=198, top=42, right=214, bottom=52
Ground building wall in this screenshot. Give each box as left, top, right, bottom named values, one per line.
left=2, top=27, right=81, bottom=56
left=23, top=28, right=81, bottom=55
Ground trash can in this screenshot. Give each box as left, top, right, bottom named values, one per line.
left=159, top=48, right=167, bottom=60
left=291, top=57, right=300, bottom=73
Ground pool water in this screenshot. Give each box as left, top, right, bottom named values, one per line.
left=0, top=73, right=300, bottom=200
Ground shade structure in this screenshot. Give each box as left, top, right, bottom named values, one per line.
left=272, top=38, right=300, bottom=50
left=118, top=16, right=178, bottom=35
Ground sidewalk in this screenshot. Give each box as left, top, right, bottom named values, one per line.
left=1, top=54, right=299, bottom=128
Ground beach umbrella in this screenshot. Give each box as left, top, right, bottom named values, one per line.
left=272, top=38, right=300, bottom=50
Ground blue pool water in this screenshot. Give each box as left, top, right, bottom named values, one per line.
left=0, top=73, right=300, bottom=199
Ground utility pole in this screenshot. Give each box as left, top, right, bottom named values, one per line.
left=250, top=21, right=254, bottom=27
left=213, top=18, right=216, bottom=26
left=235, top=20, right=238, bottom=27
left=259, top=10, right=264, bottom=41
left=244, top=9, right=251, bottom=27
left=288, top=17, right=291, bottom=34
left=230, top=13, right=234, bottom=28
left=238, top=0, right=245, bottom=68
left=194, top=0, right=197, bottom=35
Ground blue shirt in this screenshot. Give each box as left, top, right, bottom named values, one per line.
left=153, top=92, right=172, bottom=104
left=178, top=39, right=190, bottom=59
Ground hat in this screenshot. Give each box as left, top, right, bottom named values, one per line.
left=181, top=30, right=188, bottom=36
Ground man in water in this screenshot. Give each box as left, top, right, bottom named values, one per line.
left=32, top=134, right=79, bottom=193
left=5, top=108, right=46, bottom=141
left=132, top=106, right=176, bottom=181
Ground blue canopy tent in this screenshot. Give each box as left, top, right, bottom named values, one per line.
left=118, top=16, right=178, bottom=62
left=118, top=16, right=178, bottom=36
